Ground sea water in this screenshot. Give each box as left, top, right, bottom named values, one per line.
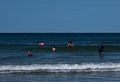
left=0, top=33, right=120, bottom=82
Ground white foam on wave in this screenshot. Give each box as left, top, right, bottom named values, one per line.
left=0, top=63, right=120, bottom=73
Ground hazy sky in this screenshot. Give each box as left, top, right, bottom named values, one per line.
left=0, top=0, right=120, bottom=33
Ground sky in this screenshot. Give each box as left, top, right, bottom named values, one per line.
left=0, top=0, right=120, bottom=33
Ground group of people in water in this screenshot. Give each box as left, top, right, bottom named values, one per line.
left=27, top=41, right=104, bottom=58
left=27, top=41, right=74, bottom=56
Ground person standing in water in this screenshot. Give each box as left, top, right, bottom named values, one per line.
left=38, top=41, right=45, bottom=47
left=52, top=46, right=56, bottom=52
left=27, top=50, right=32, bottom=57
left=67, top=41, right=74, bottom=48
left=98, top=44, right=104, bottom=58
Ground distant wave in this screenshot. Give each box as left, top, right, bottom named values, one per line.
left=1, top=63, right=120, bottom=73
left=1, top=43, right=120, bottom=45
left=0, top=44, right=120, bottom=52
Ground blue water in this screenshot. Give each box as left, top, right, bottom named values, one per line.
left=0, top=33, right=120, bottom=82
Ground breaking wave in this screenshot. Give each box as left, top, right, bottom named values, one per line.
left=1, top=63, right=120, bottom=73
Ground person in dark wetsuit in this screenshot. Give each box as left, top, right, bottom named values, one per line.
left=98, top=44, right=104, bottom=58
left=67, top=41, right=74, bottom=48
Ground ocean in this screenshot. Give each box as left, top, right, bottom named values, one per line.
left=0, top=33, right=120, bottom=82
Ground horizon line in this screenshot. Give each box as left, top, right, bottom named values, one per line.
left=0, top=32, right=120, bottom=33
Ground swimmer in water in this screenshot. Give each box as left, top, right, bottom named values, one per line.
left=38, top=41, right=45, bottom=47
left=67, top=41, right=74, bottom=48
left=27, top=51, right=32, bottom=57
left=98, top=44, right=104, bottom=58
left=52, top=46, right=56, bottom=52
